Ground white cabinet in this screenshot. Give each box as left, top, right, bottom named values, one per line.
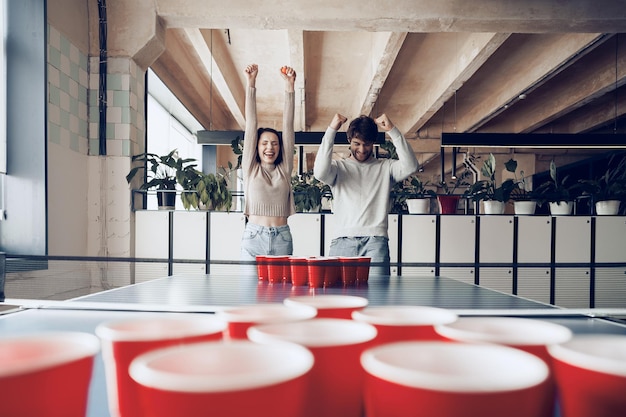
left=480, top=267, right=513, bottom=295
left=209, top=212, right=246, bottom=275
left=401, top=215, right=436, bottom=276
left=440, top=216, right=476, bottom=263
left=134, top=211, right=169, bottom=283
left=595, top=217, right=626, bottom=263
left=595, top=267, right=626, bottom=308
left=439, top=267, right=475, bottom=285
left=554, top=268, right=590, bottom=308
left=517, top=217, right=552, bottom=263
left=289, top=213, right=321, bottom=257
left=479, top=216, right=514, bottom=263
left=172, top=211, right=207, bottom=275
left=555, top=216, right=591, bottom=263
left=388, top=214, right=399, bottom=275
left=517, top=268, right=552, bottom=305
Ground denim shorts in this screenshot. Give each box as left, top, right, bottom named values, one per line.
left=240, top=222, right=293, bottom=262
left=328, top=236, right=390, bottom=275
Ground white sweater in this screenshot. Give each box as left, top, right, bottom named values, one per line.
left=314, top=126, right=418, bottom=239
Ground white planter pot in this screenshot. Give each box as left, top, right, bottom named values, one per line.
left=549, top=201, right=573, bottom=216
left=482, top=200, right=505, bottom=215
left=595, top=200, right=621, bottom=216
left=514, top=200, right=536, bottom=215
left=406, top=198, right=430, bottom=214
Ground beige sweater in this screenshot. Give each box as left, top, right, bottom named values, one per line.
left=242, top=86, right=296, bottom=218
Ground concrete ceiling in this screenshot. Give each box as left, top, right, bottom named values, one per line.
left=121, top=0, right=626, bottom=174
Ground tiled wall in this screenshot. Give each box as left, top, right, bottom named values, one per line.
left=47, top=25, right=89, bottom=154
left=48, top=25, right=145, bottom=158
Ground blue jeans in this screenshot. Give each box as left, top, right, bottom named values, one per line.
left=328, top=236, right=390, bottom=275
left=240, top=222, right=293, bottom=261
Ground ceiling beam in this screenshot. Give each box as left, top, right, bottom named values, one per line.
left=183, top=28, right=246, bottom=129
left=461, top=33, right=607, bottom=133
left=408, top=32, right=509, bottom=135
left=357, top=32, right=407, bottom=117
left=155, top=0, right=626, bottom=33
left=482, top=35, right=626, bottom=133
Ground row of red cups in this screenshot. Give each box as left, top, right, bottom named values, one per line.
left=2, top=295, right=625, bottom=417
left=256, top=255, right=371, bottom=287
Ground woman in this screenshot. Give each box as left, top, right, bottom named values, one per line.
left=240, top=63, right=297, bottom=263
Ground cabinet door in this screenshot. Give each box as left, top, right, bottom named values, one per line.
left=595, top=217, right=626, bottom=263
left=209, top=212, right=246, bottom=274
left=402, top=215, right=436, bottom=263
left=289, top=213, right=321, bottom=257
left=517, top=217, right=552, bottom=263
left=479, top=216, right=513, bottom=263
left=554, top=268, right=590, bottom=308
left=439, top=267, right=475, bottom=285
left=135, top=211, right=169, bottom=259
left=517, top=268, right=551, bottom=305
left=479, top=267, right=513, bottom=295
left=173, top=211, right=207, bottom=260
left=555, top=217, right=591, bottom=263
left=440, top=216, right=476, bottom=264
left=388, top=214, right=399, bottom=275
left=595, top=267, right=626, bottom=308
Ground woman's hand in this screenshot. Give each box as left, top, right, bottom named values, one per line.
left=280, top=66, right=296, bottom=92
left=244, top=64, right=258, bottom=87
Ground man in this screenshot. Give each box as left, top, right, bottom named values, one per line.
left=314, top=113, right=419, bottom=275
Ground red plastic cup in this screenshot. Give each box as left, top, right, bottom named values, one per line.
left=248, top=318, right=377, bottom=417
left=435, top=317, right=572, bottom=417
left=289, top=256, right=309, bottom=286
left=324, top=256, right=341, bottom=287
left=95, top=315, right=227, bottom=417
left=129, top=341, right=314, bottom=417
left=256, top=255, right=268, bottom=281
left=265, top=255, right=290, bottom=283
left=361, top=341, right=550, bottom=417
left=0, top=331, right=100, bottom=417
left=548, top=334, right=626, bottom=417
left=306, top=256, right=327, bottom=288
left=339, top=256, right=360, bottom=286
left=352, top=306, right=458, bottom=345
left=356, top=257, right=371, bottom=283
left=284, top=294, right=369, bottom=319
left=218, top=303, right=317, bottom=340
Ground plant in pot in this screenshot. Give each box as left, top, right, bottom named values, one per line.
left=508, top=161, right=538, bottom=215
left=534, top=160, right=585, bottom=216
left=291, top=171, right=328, bottom=213
left=400, top=174, right=437, bottom=214
left=578, top=153, right=626, bottom=215
left=436, top=167, right=472, bottom=215
left=126, top=149, right=196, bottom=209
left=179, top=167, right=233, bottom=211
left=463, top=153, right=516, bottom=215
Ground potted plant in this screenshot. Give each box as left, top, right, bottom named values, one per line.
left=179, top=167, right=233, bottom=211
left=126, top=149, right=195, bottom=209
left=436, top=165, right=472, bottom=215
left=291, top=171, right=328, bottom=213
left=400, top=175, right=437, bottom=214
left=463, top=154, right=517, bottom=214
left=534, top=160, right=584, bottom=215
left=508, top=161, right=537, bottom=215
left=578, top=153, right=626, bottom=215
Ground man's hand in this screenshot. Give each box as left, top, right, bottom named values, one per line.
left=374, top=114, right=394, bottom=132
left=330, top=113, right=348, bottom=131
